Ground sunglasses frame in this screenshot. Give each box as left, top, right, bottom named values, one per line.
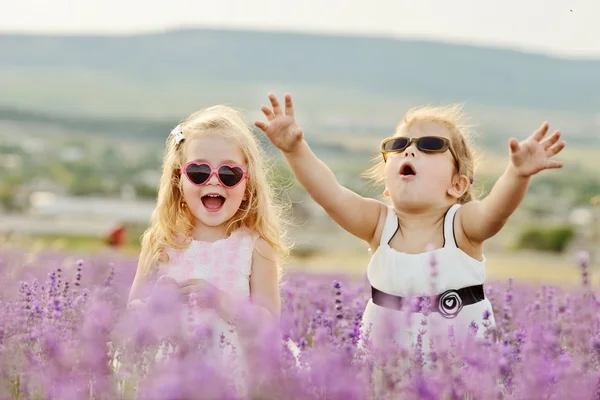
left=380, top=136, right=456, bottom=162
left=181, top=161, right=248, bottom=188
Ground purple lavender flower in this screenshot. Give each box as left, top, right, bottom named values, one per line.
left=1, top=248, right=600, bottom=398
left=577, top=251, right=590, bottom=288
left=333, top=280, right=343, bottom=320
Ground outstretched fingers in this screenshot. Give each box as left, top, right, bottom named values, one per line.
left=268, top=93, right=283, bottom=116
left=509, top=138, right=520, bottom=153
left=542, top=130, right=561, bottom=150
left=261, top=105, right=275, bottom=121
left=546, top=139, right=566, bottom=157
left=532, top=121, right=550, bottom=142
left=284, top=93, right=295, bottom=117
left=254, top=121, right=268, bottom=133
left=545, top=159, right=564, bottom=169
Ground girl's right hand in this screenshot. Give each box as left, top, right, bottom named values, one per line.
left=152, top=275, right=180, bottom=298
left=127, top=298, right=147, bottom=311
left=255, top=93, right=304, bottom=153
left=155, top=275, right=179, bottom=289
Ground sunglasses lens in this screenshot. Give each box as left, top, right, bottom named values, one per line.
left=418, top=137, right=447, bottom=152
left=383, top=138, right=409, bottom=152
left=218, top=166, right=244, bottom=187
left=185, top=163, right=211, bottom=185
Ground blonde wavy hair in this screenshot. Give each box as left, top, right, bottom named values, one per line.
left=138, top=105, right=290, bottom=276
left=364, top=104, right=481, bottom=204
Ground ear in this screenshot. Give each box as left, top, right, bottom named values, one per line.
left=383, top=188, right=390, bottom=197
left=447, top=174, right=469, bottom=200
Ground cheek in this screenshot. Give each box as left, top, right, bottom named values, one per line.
left=228, top=182, right=248, bottom=203
left=383, top=158, right=401, bottom=181
left=181, top=180, right=201, bottom=203
left=426, top=159, right=454, bottom=184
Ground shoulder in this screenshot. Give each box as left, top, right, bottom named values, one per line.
left=155, top=233, right=191, bottom=257
left=252, top=236, right=277, bottom=263
left=250, top=236, right=278, bottom=281
left=453, top=201, right=475, bottom=242
left=369, top=205, right=393, bottom=252
left=159, top=244, right=182, bottom=258
left=453, top=203, right=485, bottom=261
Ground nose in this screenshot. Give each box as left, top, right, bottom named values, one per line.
left=404, top=143, right=416, bottom=157
left=206, top=171, right=220, bottom=185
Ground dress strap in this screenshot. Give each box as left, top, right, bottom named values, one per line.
left=443, top=203, right=461, bottom=248
left=379, top=206, right=399, bottom=246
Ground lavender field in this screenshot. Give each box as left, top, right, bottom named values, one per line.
left=0, top=247, right=597, bottom=399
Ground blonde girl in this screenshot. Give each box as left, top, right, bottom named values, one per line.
left=127, top=105, right=298, bottom=371
left=255, top=93, right=565, bottom=355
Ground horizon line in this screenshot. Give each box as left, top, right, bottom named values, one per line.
left=1, top=24, right=599, bottom=62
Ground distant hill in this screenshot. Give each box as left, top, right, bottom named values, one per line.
left=0, top=28, right=599, bottom=147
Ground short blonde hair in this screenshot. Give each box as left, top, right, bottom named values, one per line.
left=138, top=105, right=291, bottom=276
left=364, top=104, right=480, bottom=204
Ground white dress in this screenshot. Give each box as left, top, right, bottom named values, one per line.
left=361, top=204, right=497, bottom=355
left=157, top=228, right=256, bottom=351
left=155, top=228, right=300, bottom=387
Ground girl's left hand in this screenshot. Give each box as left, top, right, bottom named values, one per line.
left=179, top=278, right=220, bottom=307
left=509, top=122, right=566, bottom=177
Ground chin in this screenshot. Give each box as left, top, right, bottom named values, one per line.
left=189, top=202, right=242, bottom=228
left=391, top=195, right=431, bottom=210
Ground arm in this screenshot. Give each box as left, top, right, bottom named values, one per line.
left=127, top=260, right=150, bottom=305
left=284, top=139, right=386, bottom=242
left=255, top=93, right=386, bottom=243
left=460, top=122, right=565, bottom=243
left=248, top=237, right=280, bottom=321
left=127, top=246, right=161, bottom=308
left=459, top=166, right=530, bottom=243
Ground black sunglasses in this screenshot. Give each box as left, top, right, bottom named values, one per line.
left=380, top=136, right=456, bottom=162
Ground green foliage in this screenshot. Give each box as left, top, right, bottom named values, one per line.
left=123, top=222, right=150, bottom=247
left=516, top=224, right=576, bottom=253
left=133, top=184, right=158, bottom=199
left=47, top=160, right=75, bottom=187
left=0, top=174, right=25, bottom=211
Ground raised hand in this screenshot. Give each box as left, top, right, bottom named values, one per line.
left=509, top=122, right=566, bottom=178
left=254, top=93, right=304, bottom=153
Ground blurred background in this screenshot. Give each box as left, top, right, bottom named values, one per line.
left=0, top=0, right=599, bottom=285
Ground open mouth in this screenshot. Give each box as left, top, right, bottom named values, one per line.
left=400, top=164, right=416, bottom=176
left=201, top=194, right=226, bottom=211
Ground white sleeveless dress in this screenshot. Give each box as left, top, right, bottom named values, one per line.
left=157, top=228, right=256, bottom=352
left=156, top=227, right=300, bottom=371
left=361, top=204, right=497, bottom=354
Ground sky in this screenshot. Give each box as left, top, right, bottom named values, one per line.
left=1, top=0, right=598, bottom=59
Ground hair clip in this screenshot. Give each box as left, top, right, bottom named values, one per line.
left=469, top=177, right=475, bottom=184
left=170, top=124, right=185, bottom=145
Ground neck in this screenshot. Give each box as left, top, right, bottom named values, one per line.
left=393, top=203, right=453, bottom=232
left=191, top=221, right=230, bottom=242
